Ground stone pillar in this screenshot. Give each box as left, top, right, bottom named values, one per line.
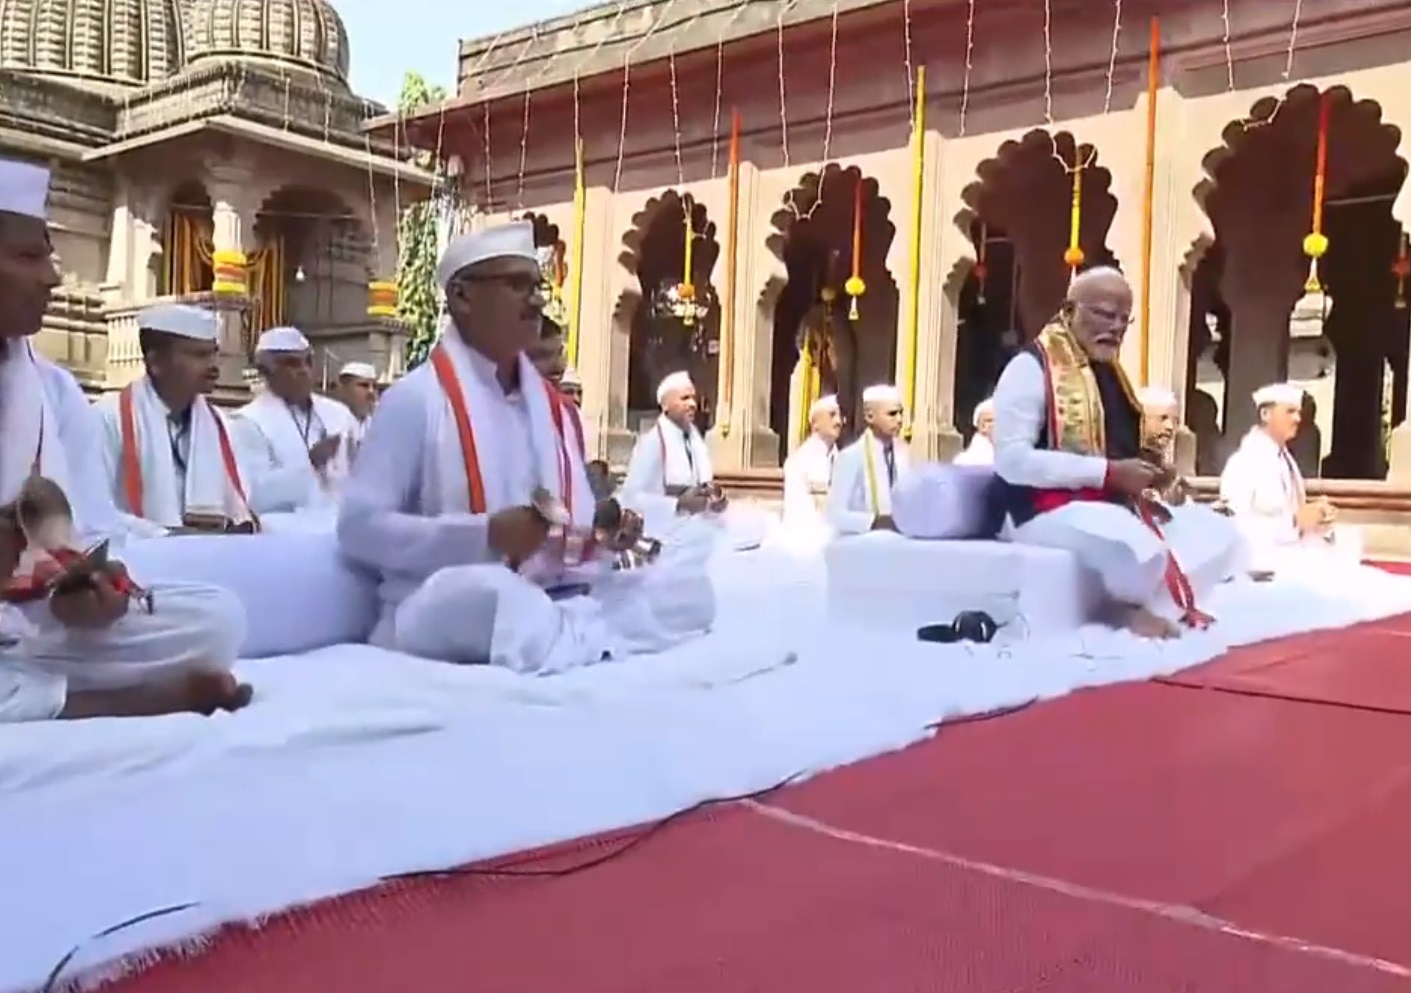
left=204, top=162, right=261, bottom=390
left=103, top=177, right=134, bottom=302
left=704, top=169, right=755, bottom=471
left=573, top=185, right=633, bottom=462
left=900, top=129, right=963, bottom=460
left=730, top=160, right=783, bottom=469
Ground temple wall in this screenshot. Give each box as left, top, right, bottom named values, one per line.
left=443, top=0, right=1411, bottom=473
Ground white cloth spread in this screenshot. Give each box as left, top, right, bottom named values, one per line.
left=826, top=430, right=911, bottom=534
left=94, top=377, right=253, bottom=532
left=621, top=414, right=714, bottom=498
left=337, top=333, right=716, bottom=675
left=992, top=350, right=1242, bottom=617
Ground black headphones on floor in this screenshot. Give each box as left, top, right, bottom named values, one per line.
left=917, top=610, right=1000, bottom=645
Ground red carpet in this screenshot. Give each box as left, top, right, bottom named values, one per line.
left=101, top=607, right=1411, bottom=993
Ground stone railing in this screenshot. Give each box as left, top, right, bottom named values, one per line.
left=103, top=305, right=143, bottom=388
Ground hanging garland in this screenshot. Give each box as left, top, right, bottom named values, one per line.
left=396, top=71, right=448, bottom=369
left=1394, top=233, right=1409, bottom=310
left=973, top=222, right=989, bottom=305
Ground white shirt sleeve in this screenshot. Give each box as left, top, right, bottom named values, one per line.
left=1219, top=449, right=1299, bottom=547
left=52, top=368, right=120, bottom=546
left=991, top=351, right=1109, bottom=490
left=230, top=415, right=318, bottom=514
left=88, top=398, right=168, bottom=538
left=620, top=430, right=661, bottom=499
left=336, top=379, right=490, bottom=576
left=0, top=661, right=66, bottom=722
left=825, top=445, right=875, bottom=535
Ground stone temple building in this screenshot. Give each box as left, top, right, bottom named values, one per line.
left=381, top=0, right=1411, bottom=490
left=0, top=0, right=424, bottom=400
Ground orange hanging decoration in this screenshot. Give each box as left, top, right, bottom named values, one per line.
left=844, top=176, right=866, bottom=320
left=1301, top=92, right=1331, bottom=295
left=974, top=222, right=989, bottom=305
left=1393, top=234, right=1409, bottom=310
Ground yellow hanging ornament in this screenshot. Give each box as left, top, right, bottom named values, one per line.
left=845, top=177, right=865, bottom=320
left=1064, top=160, right=1085, bottom=273
left=367, top=279, right=398, bottom=319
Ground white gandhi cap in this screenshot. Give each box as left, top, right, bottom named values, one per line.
left=656, top=370, right=693, bottom=405
left=809, top=394, right=839, bottom=418
left=255, top=326, right=311, bottom=353
left=1138, top=386, right=1177, bottom=410
left=137, top=303, right=219, bottom=341
left=862, top=384, right=902, bottom=405
left=0, top=158, right=50, bottom=220
left=971, top=397, right=995, bottom=427
left=560, top=366, right=582, bottom=388
left=339, top=361, right=377, bottom=380
left=436, top=220, right=538, bottom=293
left=1252, top=382, right=1304, bottom=408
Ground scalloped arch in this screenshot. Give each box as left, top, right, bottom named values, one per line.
left=616, top=190, right=719, bottom=282
left=1187, top=82, right=1405, bottom=285
left=956, top=129, right=1115, bottom=242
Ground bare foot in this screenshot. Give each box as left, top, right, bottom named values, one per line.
left=1119, top=605, right=1180, bottom=640
left=177, top=669, right=253, bottom=715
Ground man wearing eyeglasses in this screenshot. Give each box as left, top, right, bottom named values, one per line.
left=337, top=220, right=717, bottom=673
left=231, top=326, right=358, bottom=521
left=991, top=267, right=1241, bottom=640
left=826, top=384, right=911, bottom=534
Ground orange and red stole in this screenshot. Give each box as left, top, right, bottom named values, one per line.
left=117, top=385, right=252, bottom=526
left=429, top=346, right=595, bottom=556
left=1032, top=320, right=1211, bottom=628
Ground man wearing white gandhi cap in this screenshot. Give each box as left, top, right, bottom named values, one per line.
left=1218, top=381, right=1355, bottom=572
left=231, top=326, right=359, bottom=518
left=334, top=360, right=379, bottom=453
left=953, top=397, right=996, bottom=466
left=92, top=303, right=289, bottom=535
left=337, top=220, right=716, bottom=672
left=1135, top=385, right=1188, bottom=505
left=827, top=383, right=912, bottom=534
left=782, top=393, right=842, bottom=537
left=0, top=158, right=247, bottom=721
left=621, top=370, right=721, bottom=511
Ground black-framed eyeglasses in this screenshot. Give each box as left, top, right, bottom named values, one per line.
left=453, top=272, right=543, bottom=295
left=1078, top=302, right=1134, bottom=326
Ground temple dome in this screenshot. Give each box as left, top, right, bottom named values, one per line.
left=0, top=0, right=184, bottom=87
left=183, top=0, right=350, bottom=85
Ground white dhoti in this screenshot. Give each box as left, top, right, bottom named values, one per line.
left=1011, top=502, right=1243, bottom=619
left=382, top=518, right=717, bottom=674
left=0, top=660, right=68, bottom=722
left=14, top=582, right=245, bottom=691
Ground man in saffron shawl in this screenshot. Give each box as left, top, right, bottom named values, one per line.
left=990, top=268, right=1241, bottom=639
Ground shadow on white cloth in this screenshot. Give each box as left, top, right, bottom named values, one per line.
left=3, top=536, right=1411, bottom=991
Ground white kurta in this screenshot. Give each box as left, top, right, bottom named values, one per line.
left=1218, top=427, right=1358, bottom=571
left=93, top=377, right=258, bottom=535
left=781, top=434, right=836, bottom=538
left=621, top=415, right=715, bottom=498
left=337, top=337, right=716, bottom=674
left=953, top=435, right=995, bottom=466
left=0, top=346, right=244, bottom=721
left=231, top=393, right=357, bottom=515
left=826, top=431, right=911, bottom=535
left=992, top=350, right=1242, bottom=617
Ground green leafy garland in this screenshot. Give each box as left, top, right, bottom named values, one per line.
left=396, top=71, right=449, bottom=370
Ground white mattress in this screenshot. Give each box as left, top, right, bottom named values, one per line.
left=4, top=547, right=1411, bottom=992
left=826, top=533, right=1100, bottom=637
